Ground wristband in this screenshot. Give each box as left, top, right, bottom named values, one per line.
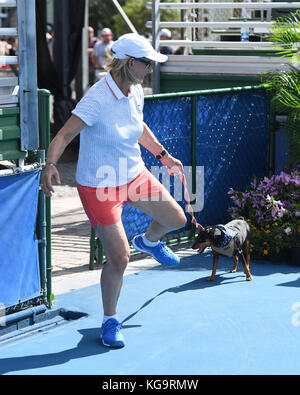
left=45, top=162, right=57, bottom=168
left=156, top=149, right=167, bottom=160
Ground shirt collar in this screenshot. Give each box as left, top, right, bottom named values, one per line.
left=105, top=70, right=131, bottom=100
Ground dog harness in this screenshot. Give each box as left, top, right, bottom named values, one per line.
left=212, top=221, right=250, bottom=257
left=211, top=225, right=238, bottom=257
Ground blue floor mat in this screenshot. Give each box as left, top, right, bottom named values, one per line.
left=0, top=250, right=299, bottom=375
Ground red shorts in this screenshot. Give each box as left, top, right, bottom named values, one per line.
left=77, top=168, right=164, bottom=227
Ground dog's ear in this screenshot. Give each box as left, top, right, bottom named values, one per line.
left=195, top=229, right=207, bottom=242
left=209, top=227, right=222, bottom=243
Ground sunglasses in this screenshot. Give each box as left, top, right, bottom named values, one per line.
left=126, top=55, right=152, bottom=69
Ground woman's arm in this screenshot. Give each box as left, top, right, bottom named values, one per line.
left=138, top=122, right=183, bottom=175
left=41, top=114, right=86, bottom=196
left=138, top=122, right=165, bottom=157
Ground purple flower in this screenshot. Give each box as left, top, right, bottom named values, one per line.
left=251, top=179, right=257, bottom=188
left=282, top=200, right=292, bottom=209
left=284, top=227, right=292, bottom=235
left=271, top=207, right=278, bottom=217
left=278, top=208, right=286, bottom=218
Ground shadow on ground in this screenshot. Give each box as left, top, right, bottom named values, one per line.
left=0, top=328, right=109, bottom=375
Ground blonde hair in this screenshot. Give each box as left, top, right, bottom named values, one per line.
left=105, top=58, right=141, bottom=85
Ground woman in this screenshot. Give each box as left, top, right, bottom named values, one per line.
left=42, top=33, right=186, bottom=348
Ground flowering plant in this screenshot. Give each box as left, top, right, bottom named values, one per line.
left=228, top=166, right=300, bottom=258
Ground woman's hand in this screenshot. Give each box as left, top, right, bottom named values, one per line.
left=41, top=165, right=61, bottom=197
left=160, top=153, right=184, bottom=177
left=40, top=115, right=86, bottom=197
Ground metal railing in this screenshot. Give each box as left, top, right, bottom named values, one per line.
left=0, top=1, right=18, bottom=102
left=0, top=1, right=45, bottom=315
left=0, top=0, right=38, bottom=150
left=148, top=1, right=300, bottom=92
left=149, top=1, right=300, bottom=49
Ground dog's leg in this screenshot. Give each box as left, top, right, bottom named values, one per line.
left=246, top=239, right=251, bottom=269
left=207, top=253, right=218, bottom=281
left=230, top=255, right=239, bottom=273
left=240, top=252, right=252, bottom=281
left=245, top=239, right=252, bottom=280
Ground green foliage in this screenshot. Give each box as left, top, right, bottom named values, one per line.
left=89, top=0, right=123, bottom=34
left=268, top=10, right=300, bottom=60
left=263, top=11, right=300, bottom=166
left=89, top=0, right=180, bottom=38
left=266, top=65, right=300, bottom=115
left=113, top=0, right=151, bottom=35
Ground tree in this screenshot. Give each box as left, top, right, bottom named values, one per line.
left=113, top=0, right=151, bottom=36
left=89, top=0, right=181, bottom=38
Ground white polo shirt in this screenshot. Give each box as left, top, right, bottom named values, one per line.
left=92, top=41, right=114, bottom=68
left=72, top=71, right=145, bottom=188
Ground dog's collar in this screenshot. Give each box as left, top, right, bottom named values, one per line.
left=214, top=225, right=238, bottom=248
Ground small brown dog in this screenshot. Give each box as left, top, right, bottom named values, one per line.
left=192, top=219, right=252, bottom=282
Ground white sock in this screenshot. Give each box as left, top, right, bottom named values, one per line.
left=142, top=233, right=159, bottom=247
left=103, top=314, right=118, bottom=324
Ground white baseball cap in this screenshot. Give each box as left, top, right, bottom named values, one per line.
left=111, top=33, right=168, bottom=63
left=160, top=29, right=172, bottom=38
left=101, top=28, right=112, bottom=36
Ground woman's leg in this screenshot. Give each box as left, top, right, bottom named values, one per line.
left=95, top=220, right=130, bottom=316
left=128, top=187, right=187, bottom=241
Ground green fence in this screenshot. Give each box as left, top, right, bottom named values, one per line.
left=37, top=89, right=52, bottom=307
left=0, top=107, right=25, bottom=161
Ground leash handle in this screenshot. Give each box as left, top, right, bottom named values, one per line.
left=171, top=164, right=205, bottom=231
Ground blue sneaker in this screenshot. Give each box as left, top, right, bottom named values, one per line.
left=132, top=234, right=180, bottom=266
left=100, top=318, right=125, bottom=348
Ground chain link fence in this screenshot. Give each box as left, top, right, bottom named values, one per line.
left=90, top=85, right=270, bottom=266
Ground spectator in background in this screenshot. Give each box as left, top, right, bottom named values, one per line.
left=46, top=32, right=54, bottom=62
left=7, top=36, right=18, bottom=76
left=88, top=26, right=99, bottom=85
left=92, top=28, right=114, bottom=71
left=159, top=28, right=173, bottom=55
left=0, top=38, right=10, bottom=70
left=88, top=26, right=98, bottom=67
left=46, top=24, right=54, bottom=62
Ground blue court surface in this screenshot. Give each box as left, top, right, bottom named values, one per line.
left=0, top=249, right=300, bottom=375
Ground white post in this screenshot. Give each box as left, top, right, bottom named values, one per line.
left=152, top=0, right=161, bottom=93
left=18, top=158, right=25, bottom=169
left=17, top=0, right=39, bottom=151
left=111, top=0, right=138, bottom=34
